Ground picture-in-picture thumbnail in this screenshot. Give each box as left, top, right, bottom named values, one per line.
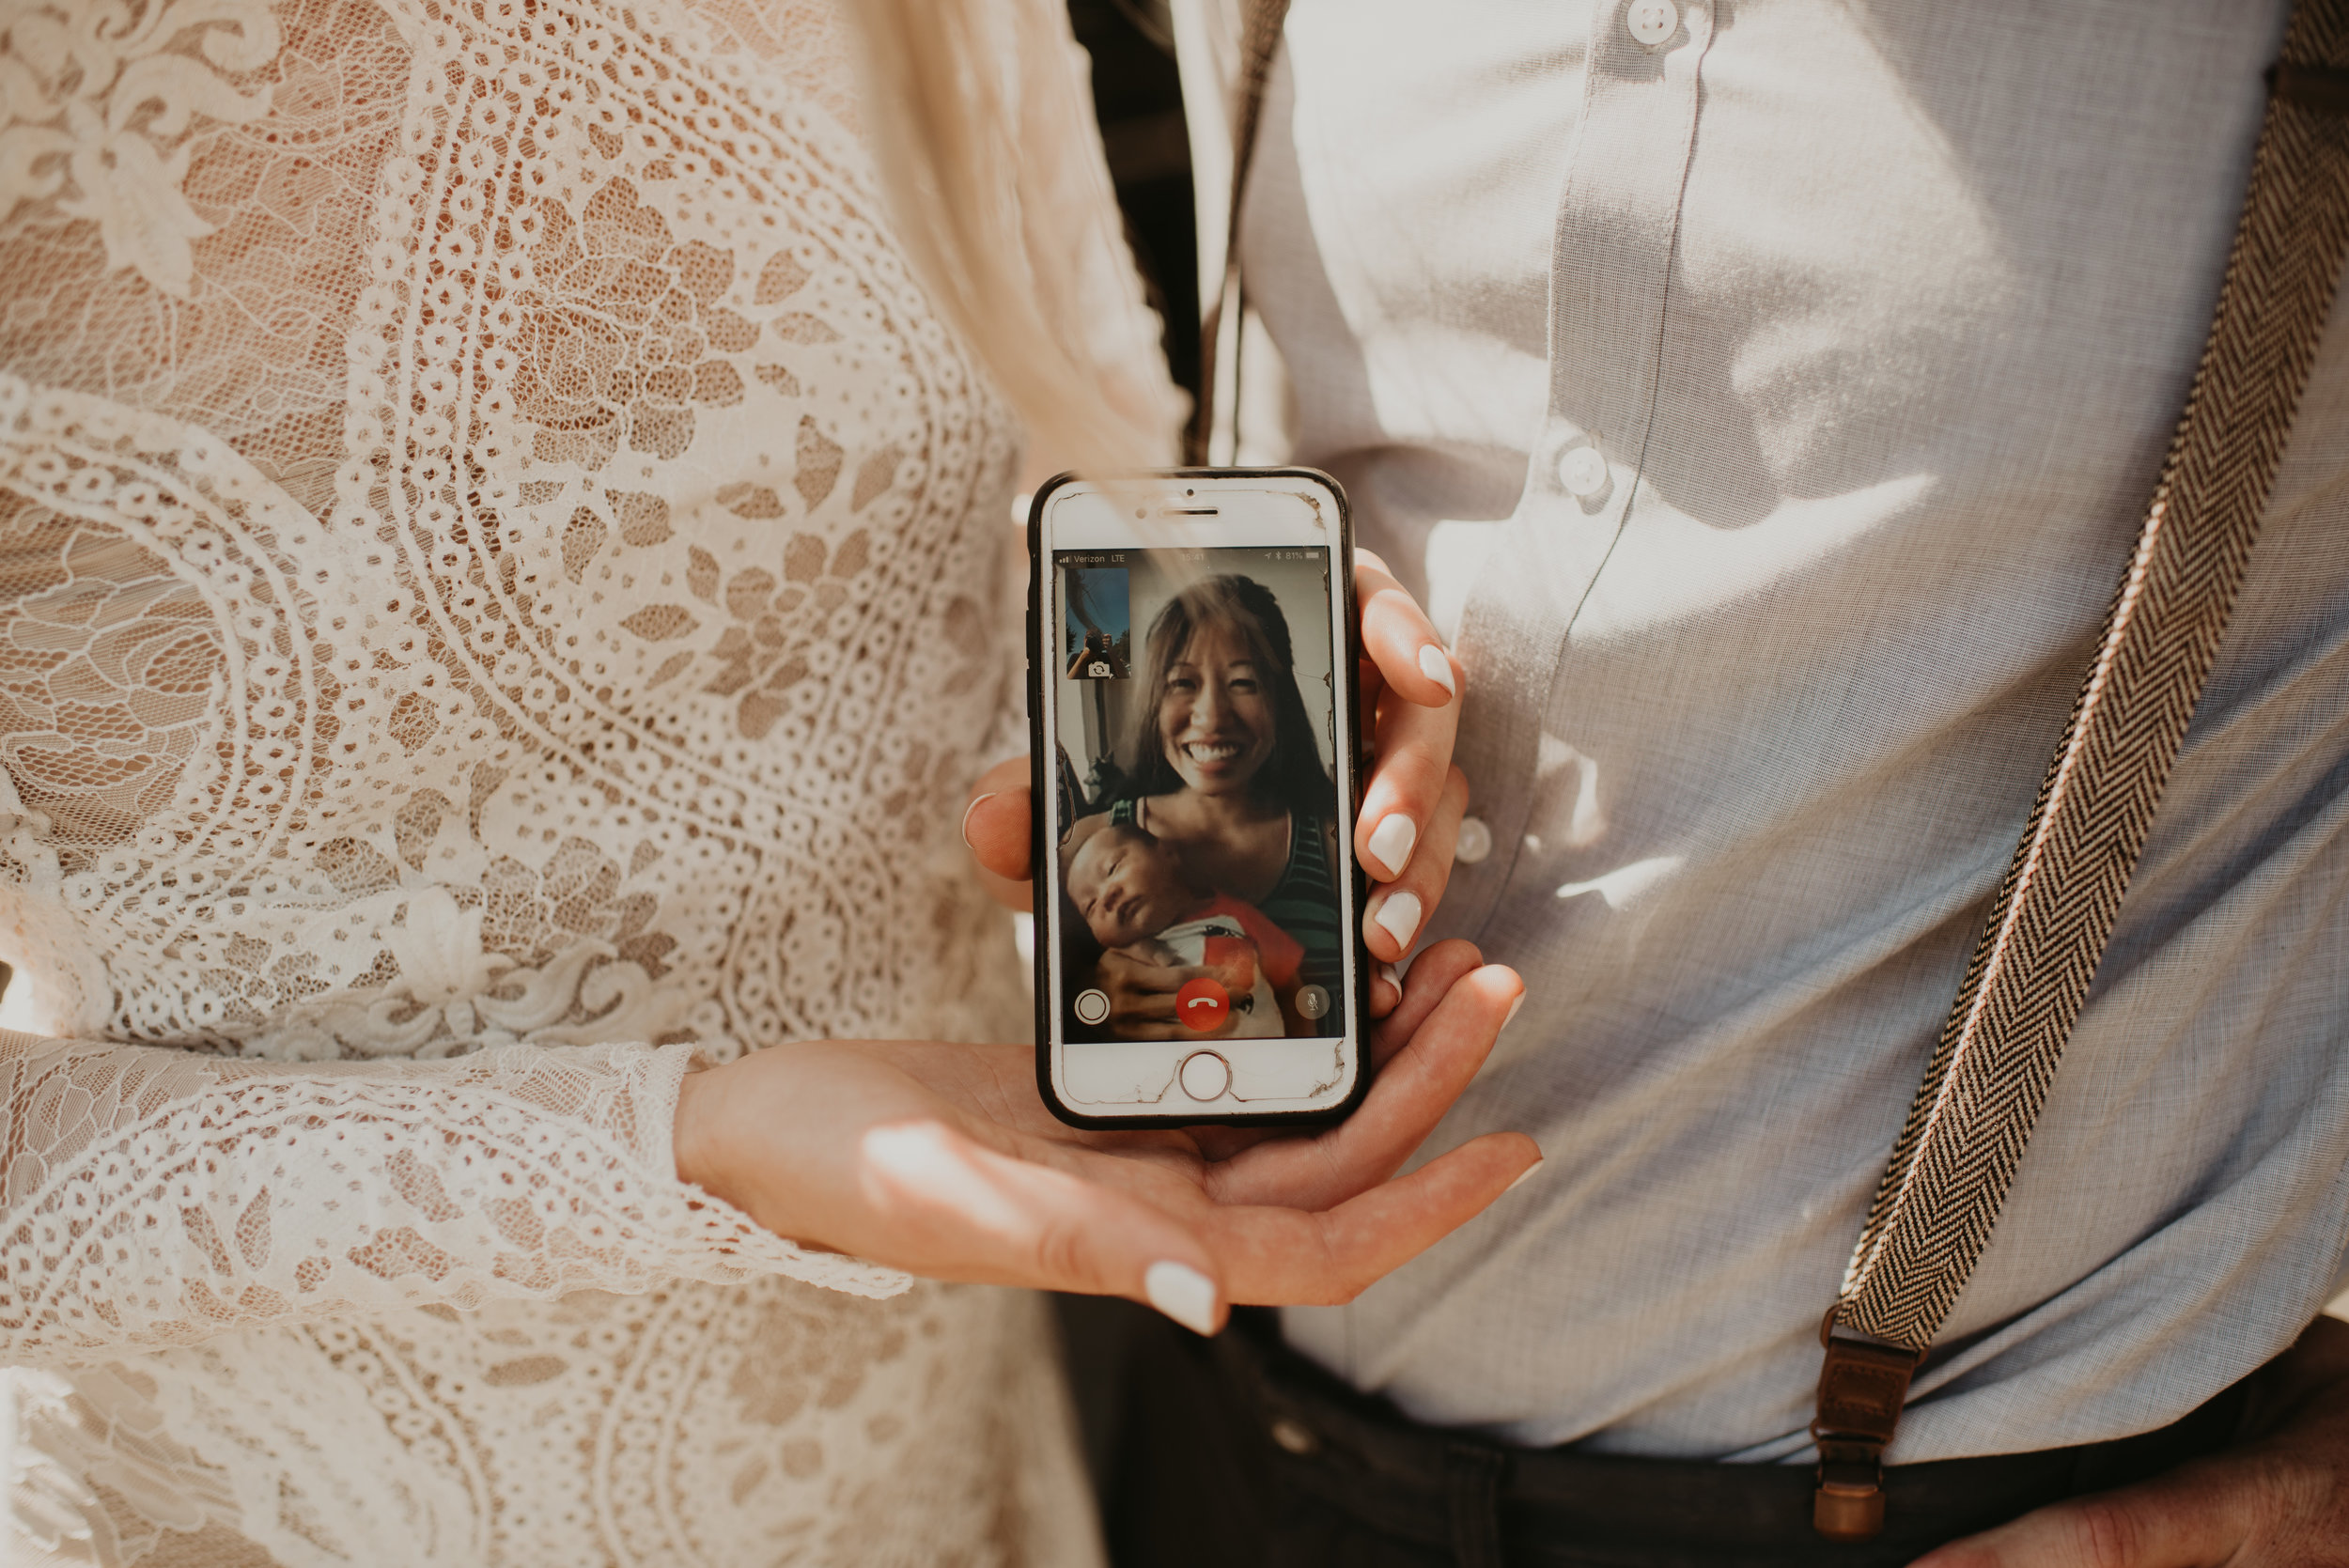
left=1064, top=566, right=1129, bottom=680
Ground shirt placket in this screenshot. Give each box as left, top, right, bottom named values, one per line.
left=1442, top=0, right=1716, bottom=942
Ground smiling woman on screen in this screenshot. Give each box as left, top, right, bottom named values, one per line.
left=1076, top=575, right=1346, bottom=1037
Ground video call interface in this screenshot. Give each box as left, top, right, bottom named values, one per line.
left=1051, top=546, right=1347, bottom=1044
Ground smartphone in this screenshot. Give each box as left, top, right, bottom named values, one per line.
left=1027, top=469, right=1369, bottom=1127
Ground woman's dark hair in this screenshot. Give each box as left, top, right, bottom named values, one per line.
left=1120, top=574, right=1333, bottom=813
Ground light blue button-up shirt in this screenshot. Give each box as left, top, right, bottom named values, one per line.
left=1221, top=0, right=2349, bottom=1462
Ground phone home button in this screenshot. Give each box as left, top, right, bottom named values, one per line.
left=1178, top=1050, right=1231, bottom=1102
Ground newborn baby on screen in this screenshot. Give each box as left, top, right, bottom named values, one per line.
left=1066, top=821, right=1303, bottom=1037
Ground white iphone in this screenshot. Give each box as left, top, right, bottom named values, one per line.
left=1027, top=470, right=1368, bottom=1126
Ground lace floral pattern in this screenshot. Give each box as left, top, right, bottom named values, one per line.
left=0, top=0, right=280, bottom=300
left=0, top=0, right=1081, bottom=1561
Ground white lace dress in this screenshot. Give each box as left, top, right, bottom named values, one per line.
left=0, top=0, right=1098, bottom=1561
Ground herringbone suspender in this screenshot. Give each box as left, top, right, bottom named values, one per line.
left=1812, top=1, right=2349, bottom=1539
left=1195, top=1, right=2349, bottom=1541
left=1184, top=0, right=1292, bottom=466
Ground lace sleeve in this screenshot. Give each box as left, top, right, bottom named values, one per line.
left=0, top=1032, right=910, bottom=1366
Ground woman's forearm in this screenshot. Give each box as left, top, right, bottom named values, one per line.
left=0, top=1031, right=903, bottom=1365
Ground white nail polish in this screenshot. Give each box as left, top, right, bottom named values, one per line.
left=959, top=793, right=996, bottom=850
left=1144, top=1260, right=1219, bottom=1336
left=1418, top=644, right=1456, bottom=699
left=1374, top=891, right=1423, bottom=950
left=1377, top=960, right=1401, bottom=991
left=1503, top=993, right=1525, bottom=1031
left=1504, top=1158, right=1545, bottom=1194
left=1365, top=814, right=1417, bottom=877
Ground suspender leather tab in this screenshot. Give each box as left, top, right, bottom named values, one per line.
left=2269, top=59, right=2349, bottom=114
left=1810, top=1309, right=1921, bottom=1541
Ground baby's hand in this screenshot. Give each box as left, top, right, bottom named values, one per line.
left=1195, top=936, right=1259, bottom=1000
left=1206, top=955, right=1256, bottom=1001
left=1091, top=949, right=1214, bottom=1041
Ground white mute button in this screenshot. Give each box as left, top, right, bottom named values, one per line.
left=1559, top=444, right=1610, bottom=499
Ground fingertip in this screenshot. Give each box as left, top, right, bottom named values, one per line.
left=1143, top=1258, right=1223, bottom=1337
left=958, top=792, right=994, bottom=851
left=1458, top=1130, right=1540, bottom=1165
left=1471, top=962, right=1523, bottom=1005
left=1370, top=890, right=1423, bottom=952
left=1474, top=965, right=1526, bottom=1031
left=1357, top=588, right=1453, bottom=707
left=1361, top=812, right=1418, bottom=879
left=964, top=789, right=1034, bottom=881
left=1377, top=655, right=1455, bottom=708
left=1469, top=967, right=1527, bottom=1040
left=1400, top=939, right=1482, bottom=996
left=1417, top=644, right=1457, bottom=701
left=1455, top=1134, right=1545, bottom=1208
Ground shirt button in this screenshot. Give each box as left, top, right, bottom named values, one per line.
left=1455, top=816, right=1493, bottom=865
left=1626, top=0, right=1679, bottom=45
left=1269, top=1416, right=1320, bottom=1455
left=1558, top=444, right=1610, bottom=498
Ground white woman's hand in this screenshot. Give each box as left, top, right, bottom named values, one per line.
left=1346, top=548, right=1470, bottom=986
left=673, top=941, right=1537, bottom=1331
left=965, top=549, right=1468, bottom=1018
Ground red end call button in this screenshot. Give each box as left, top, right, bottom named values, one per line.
left=1174, top=976, right=1229, bottom=1032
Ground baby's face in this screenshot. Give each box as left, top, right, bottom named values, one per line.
left=1068, top=828, right=1192, bottom=949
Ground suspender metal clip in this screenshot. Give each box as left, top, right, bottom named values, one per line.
left=1810, top=1305, right=1921, bottom=1542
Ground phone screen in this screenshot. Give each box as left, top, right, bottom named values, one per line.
left=1049, top=543, right=1348, bottom=1047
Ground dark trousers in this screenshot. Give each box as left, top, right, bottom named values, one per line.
left=1093, top=1307, right=2250, bottom=1568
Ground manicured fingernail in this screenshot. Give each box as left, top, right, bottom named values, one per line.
left=960, top=793, right=996, bottom=850
left=1378, top=960, right=1401, bottom=991
left=1144, top=1260, right=1219, bottom=1335
left=1505, top=1158, right=1545, bottom=1194
left=1418, top=644, right=1456, bottom=699
left=1374, top=891, right=1423, bottom=950
left=1365, top=814, right=1416, bottom=877
left=1503, top=992, right=1525, bottom=1031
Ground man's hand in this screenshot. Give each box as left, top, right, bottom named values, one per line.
left=1088, top=947, right=1211, bottom=1040
left=673, top=940, right=1538, bottom=1333
left=1911, top=1314, right=2349, bottom=1568
left=966, top=550, right=1469, bottom=1017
